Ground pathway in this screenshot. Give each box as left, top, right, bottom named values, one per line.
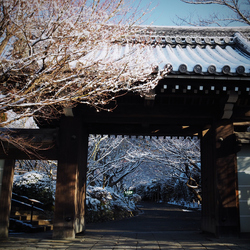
left=1, top=202, right=249, bottom=249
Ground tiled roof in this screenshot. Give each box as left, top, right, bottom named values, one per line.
left=128, top=27, right=250, bottom=76
left=146, top=35, right=250, bottom=75
left=71, top=26, right=250, bottom=77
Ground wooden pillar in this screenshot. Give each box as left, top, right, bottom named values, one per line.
left=201, top=128, right=217, bottom=235
left=215, top=121, right=239, bottom=236
left=201, top=121, right=239, bottom=236
left=53, top=116, right=88, bottom=239
left=0, top=160, right=4, bottom=196
left=0, top=159, right=15, bottom=238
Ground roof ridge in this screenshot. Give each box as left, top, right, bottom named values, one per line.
left=136, top=26, right=250, bottom=42
left=123, top=27, right=250, bottom=46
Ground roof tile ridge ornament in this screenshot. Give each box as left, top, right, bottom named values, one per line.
left=234, top=32, right=250, bottom=56
left=129, top=35, right=234, bottom=47
left=141, top=26, right=250, bottom=37
left=136, top=26, right=250, bottom=46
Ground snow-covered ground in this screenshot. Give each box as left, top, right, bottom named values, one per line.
left=168, top=199, right=201, bottom=210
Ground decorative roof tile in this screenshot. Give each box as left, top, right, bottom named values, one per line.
left=132, top=27, right=250, bottom=76
left=71, top=26, right=250, bottom=76
left=130, top=26, right=250, bottom=46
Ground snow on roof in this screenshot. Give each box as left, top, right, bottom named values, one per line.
left=70, top=27, right=250, bottom=76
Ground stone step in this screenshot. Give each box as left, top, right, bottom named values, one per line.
left=22, top=219, right=51, bottom=226
left=9, top=218, right=53, bottom=233
left=12, top=210, right=50, bottom=219
left=21, top=215, right=40, bottom=221
left=13, top=210, right=43, bottom=216
left=10, top=209, right=53, bottom=233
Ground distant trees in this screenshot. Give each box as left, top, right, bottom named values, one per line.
left=15, top=159, right=56, bottom=178
left=177, top=0, right=250, bottom=26
left=87, top=135, right=201, bottom=202
left=128, top=136, right=201, bottom=202
left=13, top=134, right=201, bottom=212
left=87, top=135, right=143, bottom=191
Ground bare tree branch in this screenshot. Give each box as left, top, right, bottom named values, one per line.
left=175, top=0, right=250, bottom=26
left=1, top=0, right=169, bottom=153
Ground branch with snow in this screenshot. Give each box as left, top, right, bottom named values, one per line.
left=0, top=0, right=170, bottom=152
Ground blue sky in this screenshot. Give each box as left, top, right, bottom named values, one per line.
left=133, top=0, right=247, bottom=26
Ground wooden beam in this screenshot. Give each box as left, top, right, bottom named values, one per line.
left=234, top=122, right=250, bottom=126
left=86, top=123, right=205, bottom=137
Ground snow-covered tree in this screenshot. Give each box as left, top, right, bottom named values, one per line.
left=13, top=170, right=55, bottom=208
left=177, top=0, right=250, bottom=26
left=15, top=159, right=57, bottom=178
left=87, top=135, right=142, bottom=191
left=87, top=135, right=201, bottom=202
left=12, top=134, right=201, bottom=222
left=0, top=0, right=171, bottom=152
left=119, top=136, right=201, bottom=202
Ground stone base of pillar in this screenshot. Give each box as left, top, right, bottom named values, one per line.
left=53, top=227, right=75, bottom=239
left=53, top=217, right=85, bottom=239
left=74, top=216, right=85, bottom=234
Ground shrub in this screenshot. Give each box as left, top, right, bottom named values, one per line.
left=86, top=186, right=139, bottom=223
left=13, top=171, right=55, bottom=209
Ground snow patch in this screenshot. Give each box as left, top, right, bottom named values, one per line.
left=234, top=32, right=250, bottom=55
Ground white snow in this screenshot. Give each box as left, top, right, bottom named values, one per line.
left=234, top=32, right=250, bottom=54
left=4, top=110, right=38, bottom=129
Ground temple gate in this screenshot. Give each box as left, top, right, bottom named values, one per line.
left=1, top=26, right=250, bottom=239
